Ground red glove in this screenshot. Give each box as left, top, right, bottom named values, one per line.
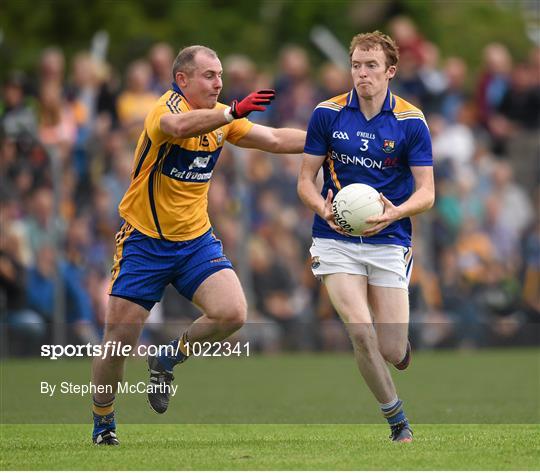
left=230, top=89, right=275, bottom=119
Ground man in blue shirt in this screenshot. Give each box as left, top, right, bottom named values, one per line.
left=298, top=31, right=435, bottom=443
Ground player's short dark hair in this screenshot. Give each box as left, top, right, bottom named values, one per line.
left=349, top=31, right=399, bottom=69
left=172, top=45, right=218, bottom=79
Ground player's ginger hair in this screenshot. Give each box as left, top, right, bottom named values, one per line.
left=349, top=31, right=400, bottom=70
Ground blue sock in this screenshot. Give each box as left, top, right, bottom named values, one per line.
left=381, top=398, right=408, bottom=426
left=93, top=395, right=116, bottom=438
left=93, top=411, right=116, bottom=438
left=157, top=333, right=189, bottom=372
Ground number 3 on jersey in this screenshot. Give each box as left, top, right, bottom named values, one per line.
left=360, top=139, right=369, bottom=151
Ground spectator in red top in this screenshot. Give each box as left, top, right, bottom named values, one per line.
left=388, top=16, right=428, bottom=67
left=475, top=42, right=512, bottom=128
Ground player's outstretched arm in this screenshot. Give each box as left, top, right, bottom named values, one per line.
left=235, top=124, right=306, bottom=154
left=160, top=89, right=276, bottom=139
left=160, top=108, right=231, bottom=138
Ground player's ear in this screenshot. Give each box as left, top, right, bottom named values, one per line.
left=176, top=71, right=188, bottom=88
left=386, top=65, right=397, bottom=80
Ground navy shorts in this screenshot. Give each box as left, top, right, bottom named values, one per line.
left=109, top=222, right=233, bottom=310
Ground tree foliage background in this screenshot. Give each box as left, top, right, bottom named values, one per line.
left=0, top=0, right=533, bottom=81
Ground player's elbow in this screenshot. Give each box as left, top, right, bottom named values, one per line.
left=161, top=116, right=191, bottom=138
left=426, top=192, right=435, bottom=210
left=265, top=134, right=281, bottom=153
left=419, top=186, right=435, bottom=211
left=296, top=178, right=309, bottom=204
left=169, top=122, right=193, bottom=138
left=296, top=179, right=303, bottom=198
left=269, top=128, right=303, bottom=153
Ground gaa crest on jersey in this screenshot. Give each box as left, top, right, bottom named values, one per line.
left=311, top=256, right=320, bottom=269
left=382, top=139, right=395, bottom=153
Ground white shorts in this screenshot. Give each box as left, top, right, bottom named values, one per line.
left=309, top=238, right=413, bottom=290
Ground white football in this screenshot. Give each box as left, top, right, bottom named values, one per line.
left=331, top=183, right=384, bottom=236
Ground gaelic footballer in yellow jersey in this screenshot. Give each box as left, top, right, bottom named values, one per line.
left=92, top=45, right=306, bottom=446
left=119, top=82, right=253, bottom=241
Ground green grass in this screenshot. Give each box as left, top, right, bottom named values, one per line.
left=1, top=348, right=539, bottom=469
left=1, top=424, right=539, bottom=470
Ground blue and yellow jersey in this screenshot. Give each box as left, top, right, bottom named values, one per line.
left=119, top=84, right=253, bottom=241
left=304, top=88, right=432, bottom=247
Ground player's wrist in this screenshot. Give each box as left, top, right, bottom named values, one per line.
left=393, top=204, right=407, bottom=220
left=223, top=106, right=234, bottom=123
left=229, top=99, right=246, bottom=119
left=318, top=203, right=330, bottom=220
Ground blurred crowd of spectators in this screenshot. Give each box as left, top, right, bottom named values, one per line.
left=1, top=16, right=539, bottom=355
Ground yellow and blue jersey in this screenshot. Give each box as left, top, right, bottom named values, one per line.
left=119, top=83, right=253, bottom=241
left=304, top=88, right=433, bottom=247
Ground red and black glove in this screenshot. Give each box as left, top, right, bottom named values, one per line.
left=229, top=89, right=275, bottom=119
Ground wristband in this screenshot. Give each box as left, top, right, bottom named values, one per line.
left=223, top=107, right=234, bottom=123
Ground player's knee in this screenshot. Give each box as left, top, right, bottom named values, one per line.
left=209, top=298, right=247, bottom=330
left=226, top=300, right=247, bottom=329
left=102, top=325, right=139, bottom=355
left=379, top=343, right=405, bottom=365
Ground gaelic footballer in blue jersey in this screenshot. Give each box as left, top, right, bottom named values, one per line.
left=298, top=31, right=435, bottom=443
left=304, top=89, right=432, bottom=247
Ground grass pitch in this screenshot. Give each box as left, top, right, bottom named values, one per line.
left=1, top=423, right=538, bottom=470
left=1, top=348, right=539, bottom=470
